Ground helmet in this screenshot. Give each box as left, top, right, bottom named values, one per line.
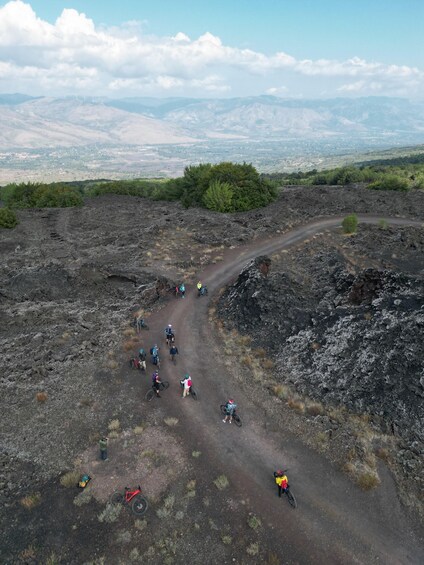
left=184, top=373, right=190, bottom=379
left=228, top=399, right=234, bottom=403
left=168, top=324, right=172, bottom=327
left=276, top=469, right=284, bottom=476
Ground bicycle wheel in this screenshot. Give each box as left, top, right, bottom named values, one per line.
left=111, top=491, right=124, bottom=505
left=160, top=381, right=170, bottom=390
left=220, top=405, right=227, bottom=415
left=285, top=488, right=297, bottom=508
left=131, top=495, right=148, bottom=516
left=190, top=387, right=198, bottom=400
left=233, top=414, right=242, bottom=427
left=156, top=358, right=161, bottom=369
left=145, top=389, right=155, bottom=402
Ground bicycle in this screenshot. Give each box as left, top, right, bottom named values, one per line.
left=180, top=380, right=198, bottom=400
left=129, top=358, right=146, bottom=371
left=197, top=286, right=208, bottom=297
left=133, top=317, right=149, bottom=332
left=145, top=381, right=169, bottom=401
left=166, top=334, right=175, bottom=347
left=110, top=486, right=148, bottom=516
left=151, top=354, right=161, bottom=369
left=220, top=404, right=242, bottom=426
left=273, top=470, right=297, bottom=508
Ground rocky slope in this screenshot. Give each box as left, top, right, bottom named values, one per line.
left=216, top=225, right=423, bottom=492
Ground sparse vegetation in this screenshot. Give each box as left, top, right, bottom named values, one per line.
left=60, top=470, right=80, bottom=488
left=213, top=474, right=229, bottom=490
left=164, top=417, right=179, bottom=427
left=98, top=502, right=122, bottom=523
left=247, top=514, right=262, bottom=530
left=246, top=542, right=260, bottom=556
left=20, top=493, right=41, bottom=509
left=342, top=213, right=358, bottom=234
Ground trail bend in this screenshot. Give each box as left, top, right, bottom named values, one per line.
left=145, top=215, right=424, bottom=564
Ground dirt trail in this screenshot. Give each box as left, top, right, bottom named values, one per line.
left=143, top=215, right=424, bottom=564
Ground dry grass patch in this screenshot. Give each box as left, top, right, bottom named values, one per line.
left=238, top=335, right=252, bottom=346
left=356, top=471, right=381, bottom=490
left=133, top=425, right=145, bottom=435
left=164, top=417, right=179, bottom=427
left=287, top=397, right=305, bottom=413
left=108, top=431, right=119, bottom=439
left=311, top=341, right=321, bottom=351
left=123, top=339, right=135, bottom=352
left=213, top=475, right=229, bottom=490
left=35, top=391, right=48, bottom=403
left=106, top=359, right=118, bottom=370
left=241, top=355, right=253, bottom=367
left=254, top=347, right=267, bottom=358
left=375, top=447, right=390, bottom=462
left=246, top=542, right=260, bottom=556
left=20, top=546, right=36, bottom=561
left=60, top=470, right=80, bottom=488
left=108, top=419, right=120, bottom=431
left=222, top=535, right=232, bottom=545
left=306, top=402, right=324, bottom=416
left=261, top=358, right=275, bottom=370
left=20, top=493, right=41, bottom=510
left=191, top=450, right=201, bottom=458
left=272, top=384, right=288, bottom=399
left=123, top=328, right=136, bottom=337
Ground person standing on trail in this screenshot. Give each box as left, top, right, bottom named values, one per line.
left=182, top=374, right=192, bottom=398
left=169, top=344, right=179, bottom=362
left=150, top=344, right=159, bottom=365
left=179, top=283, right=186, bottom=298
left=99, top=437, right=108, bottom=461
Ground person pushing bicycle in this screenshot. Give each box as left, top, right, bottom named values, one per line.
left=152, top=371, right=162, bottom=397
left=274, top=470, right=288, bottom=497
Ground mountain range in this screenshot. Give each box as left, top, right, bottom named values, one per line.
left=1, top=94, right=424, bottom=150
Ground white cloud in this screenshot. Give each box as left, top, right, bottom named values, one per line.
left=0, top=0, right=422, bottom=97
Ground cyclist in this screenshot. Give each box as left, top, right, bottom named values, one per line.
left=181, top=373, right=192, bottom=398
left=179, top=283, right=186, bottom=298
left=152, top=371, right=162, bottom=397
left=150, top=344, right=159, bottom=365
left=197, top=281, right=202, bottom=295
left=274, top=470, right=288, bottom=497
left=138, top=348, right=146, bottom=371
left=169, top=344, right=179, bottom=362
left=222, top=399, right=237, bottom=424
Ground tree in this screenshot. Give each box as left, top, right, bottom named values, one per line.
left=203, top=180, right=234, bottom=212
left=342, top=214, right=358, bottom=234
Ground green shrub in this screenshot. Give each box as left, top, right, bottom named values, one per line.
left=203, top=180, right=233, bottom=212
left=367, top=175, right=409, bottom=191
left=0, top=207, right=18, bottom=228
left=2, top=182, right=83, bottom=208
left=342, top=214, right=358, bottom=234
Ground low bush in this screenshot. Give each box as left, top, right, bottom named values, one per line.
left=368, top=175, right=409, bottom=191
left=342, top=213, right=358, bottom=234
left=0, top=207, right=18, bottom=228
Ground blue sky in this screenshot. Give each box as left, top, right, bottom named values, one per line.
left=0, top=0, right=423, bottom=98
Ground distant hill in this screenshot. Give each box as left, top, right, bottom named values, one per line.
left=0, top=94, right=424, bottom=150
left=0, top=97, right=197, bottom=149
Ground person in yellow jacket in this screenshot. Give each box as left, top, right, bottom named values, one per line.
left=274, top=470, right=288, bottom=497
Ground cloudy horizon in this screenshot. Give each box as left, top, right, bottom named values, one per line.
left=0, top=0, right=423, bottom=100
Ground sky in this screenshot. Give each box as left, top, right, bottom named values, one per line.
left=0, top=0, right=423, bottom=99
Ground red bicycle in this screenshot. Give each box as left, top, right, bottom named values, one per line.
left=110, top=486, right=148, bottom=516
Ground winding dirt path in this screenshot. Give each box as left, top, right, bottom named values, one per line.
left=145, top=215, right=424, bottom=564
